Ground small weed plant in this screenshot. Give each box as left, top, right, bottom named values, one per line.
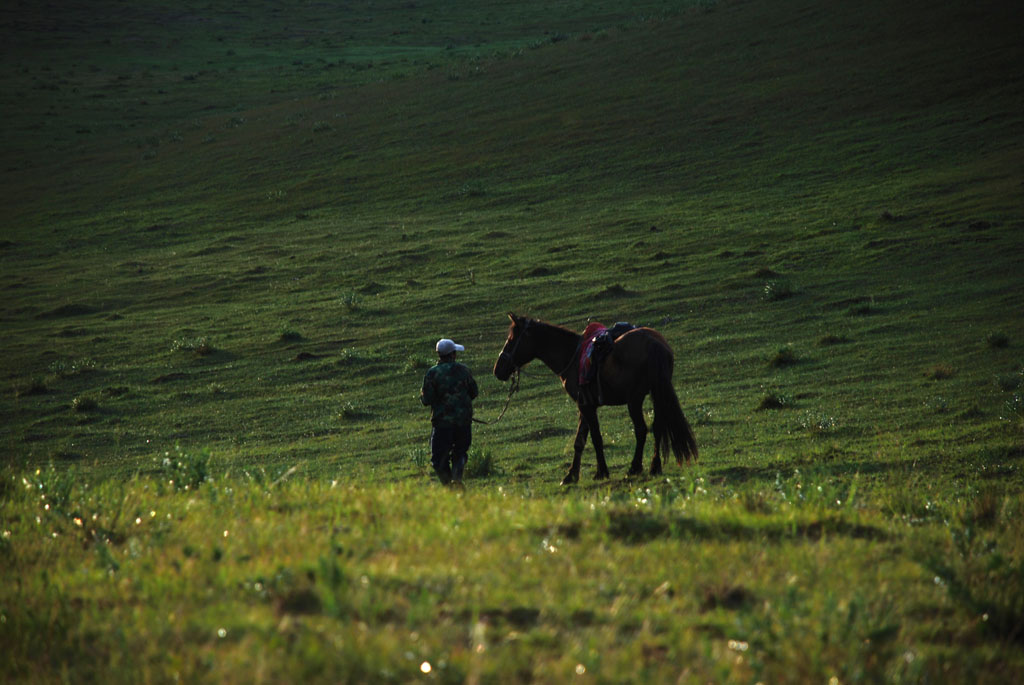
left=800, top=411, right=838, bottom=436
left=762, top=279, right=794, bottom=302
left=338, top=401, right=367, bottom=420
left=171, top=336, right=215, bottom=356
left=465, top=449, right=500, bottom=479
left=768, top=345, right=798, bottom=368
left=48, top=358, right=97, bottom=377
left=340, top=292, right=361, bottom=311
left=158, top=446, right=210, bottom=490
left=1001, top=393, right=1023, bottom=427
left=408, top=447, right=430, bottom=468
left=692, top=404, right=713, bottom=426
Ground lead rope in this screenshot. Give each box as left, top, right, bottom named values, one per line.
left=473, top=368, right=520, bottom=425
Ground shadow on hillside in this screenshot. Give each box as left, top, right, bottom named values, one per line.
left=606, top=509, right=887, bottom=545
left=709, top=444, right=1024, bottom=486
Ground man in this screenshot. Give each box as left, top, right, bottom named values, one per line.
left=420, top=338, right=479, bottom=485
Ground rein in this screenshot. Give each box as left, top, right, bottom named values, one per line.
left=473, top=368, right=520, bottom=425
left=556, top=339, right=582, bottom=380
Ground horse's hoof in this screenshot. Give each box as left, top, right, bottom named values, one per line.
left=627, top=466, right=643, bottom=477
left=594, top=470, right=610, bottom=481
left=561, top=473, right=578, bottom=486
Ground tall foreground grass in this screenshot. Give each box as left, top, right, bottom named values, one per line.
left=3, top=459, right=1022, bottom=683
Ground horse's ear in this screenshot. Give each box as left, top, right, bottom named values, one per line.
left=507, top=312, right=517, bottom=323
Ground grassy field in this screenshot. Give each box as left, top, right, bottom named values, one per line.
left=2, top=0, right=1023, bottom=681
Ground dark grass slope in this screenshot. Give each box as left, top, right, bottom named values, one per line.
left=1, top=0, right=1022, bottom=484
left=5, top=0, right=1022, bottom=224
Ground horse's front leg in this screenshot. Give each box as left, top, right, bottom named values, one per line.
left=562, top=412, right=589, bottom=485
left=650, top=413, right=663, bottom=476
left=627, top=400, right=648, bottom=476
left=580, top=405, right=610, bottom=480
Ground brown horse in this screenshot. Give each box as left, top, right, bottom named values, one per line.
left=493, top=313, right=697, bottom=484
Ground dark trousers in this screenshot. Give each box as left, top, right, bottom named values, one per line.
left=430, top=424, right=471, bottom=484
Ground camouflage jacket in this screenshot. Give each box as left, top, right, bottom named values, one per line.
left=420, top=362, right=479, bottom=427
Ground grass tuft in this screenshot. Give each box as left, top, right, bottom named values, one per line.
left=700, top=583, right=757, bottom=612
left=753, top=267, right=781, bottom=279
left=817, top=333, right=850, bottom=346
left=71, top=395, right=99, bottom=412
left=338, top=401, right=369, bottom=420
left=739, top=490, right=773, bottom=514
left=596, top=284, right=636, bottom=298
left=465, top=449, right=500, bottom=479
left=339, top=292, right=361, bottom=312
left=844, top=304, right=875, bottom=317
left=171, top=336, right=215, bottom=356
left=757, top=389, right=791, bottom=410
left=924, top=515, right=1024, bottom=646
left=923, top=364, right=956, bottom=381
left=768, top=345, right=798, bottom=368
left=959, top=490, right=1003, bottom=529
left=277, top=327, right=304, bottom=342
left=986, top=331, right=1010, bottom=349
left=336, top=348, right=371, bottom=367
left=405, top=356, right=432, bottom=372
left=762, top=279, right=794, bottom=302
left=995, top=372, right=1021, bottom=392
left=924, top=396, right=950, bottom=414
left=158, top=446, right=210, bottom=490
left=14, top=377, right=49, bottom=397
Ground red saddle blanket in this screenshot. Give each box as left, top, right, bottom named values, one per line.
left=578, top=322, right=607, bottom=386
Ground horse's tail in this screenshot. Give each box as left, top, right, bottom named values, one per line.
left=649, top=342, right=698, bottom=466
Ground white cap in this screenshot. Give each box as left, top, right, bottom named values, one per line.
left=436, top=338, right=465, bottom=356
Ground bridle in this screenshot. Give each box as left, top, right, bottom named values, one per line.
left=475, top=320, right=531, bottom=426
left=496, top=319, right=530, bottom=374
left=474, top=318, right=580, bottom=425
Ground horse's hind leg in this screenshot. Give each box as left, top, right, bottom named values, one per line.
left=627, top=400, right=647, bottom=476
left=650, top=413, right=664, bottom=476
left=580, top=405, right=610, bottom=480
left=562, top=412, right=589, bottom=485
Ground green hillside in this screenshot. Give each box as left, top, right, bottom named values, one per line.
left=2, top=0, right=1023, bottom=680
left=3, top=0, right=1021, bottom=479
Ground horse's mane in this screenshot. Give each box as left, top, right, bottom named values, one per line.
left=511, top=317, right=580, bottom=341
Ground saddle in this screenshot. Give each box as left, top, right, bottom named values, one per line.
left=578, top=322, right=636, bottom=402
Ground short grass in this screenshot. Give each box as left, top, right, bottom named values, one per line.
left=4, top=461, right=1024, bottom=682
left=2, top=0, right=1024, bottom=681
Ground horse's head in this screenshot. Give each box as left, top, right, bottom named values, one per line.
left=494, top=313, right=535, bottom=381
